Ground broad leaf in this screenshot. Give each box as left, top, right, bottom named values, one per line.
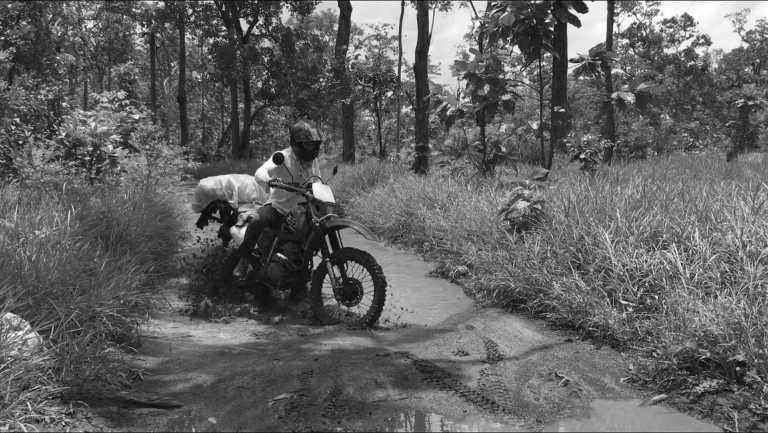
left=570, top=0, right=589, bottom=14
left=566, top=12, right=582, bottom=28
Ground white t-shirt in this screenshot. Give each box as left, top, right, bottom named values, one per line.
left=254, top=147, right=321, bottom=215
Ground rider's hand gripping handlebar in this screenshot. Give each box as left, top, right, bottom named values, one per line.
left=268, top=178, right=313, bottom=199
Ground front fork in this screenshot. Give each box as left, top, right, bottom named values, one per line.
left=319, top=229, right=348, bottom=284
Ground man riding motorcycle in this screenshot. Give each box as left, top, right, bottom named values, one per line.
left=227, top=120, right=322, bottom=285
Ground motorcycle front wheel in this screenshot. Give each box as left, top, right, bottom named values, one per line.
left=310, top=247, right=387, bottom=328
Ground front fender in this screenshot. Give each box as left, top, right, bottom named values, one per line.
left=323, top=218, right=378, bottom=241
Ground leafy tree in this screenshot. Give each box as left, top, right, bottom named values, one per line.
left=351, top=24, right=399, bottom=158
left=550, top=0, right=587, bottom=168
left=269, top=12, right=336, bottom=121
left=726, top=8, right=768, bottom=78
left=487, top=1, right=552, bottom=168
left=487, top=0, right=586, bottom=171
left=571, top=1, right=721, bottom=159
left=210, top=0, right=317, bottom=159
left=451, top=1, right=519, bottom=175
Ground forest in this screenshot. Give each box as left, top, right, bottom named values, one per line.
left=1, top=0, right=767, bottom=431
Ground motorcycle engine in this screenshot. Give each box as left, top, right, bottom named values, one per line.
left=263, top=240, right=303, bottom=285
left=263, top=205, right=310, bottom=285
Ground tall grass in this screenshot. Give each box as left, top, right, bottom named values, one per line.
left=0, top=180, right=180, bottom=427
left=335, top=154, right=768, bottom=400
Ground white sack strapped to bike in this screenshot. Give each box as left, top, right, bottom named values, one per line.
left=190, top=174, right=268, bottom=213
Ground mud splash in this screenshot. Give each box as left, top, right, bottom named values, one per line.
left=542, top=399, right=721, bottom=432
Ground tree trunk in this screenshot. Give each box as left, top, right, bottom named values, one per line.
left=177, top=1, right=189, bottom=148
left=220, top=85, right=225, bottom=143
left=149, top=27, right=158, bottom=123
left=334, top=0, right=355, bottom=163
left=549, top=0, right=568, bottom=171
left=602, top=0, right=617, bottom=163
left=475, top=4, right=488, bottom=174
left=538, top=56, right=546, bottom=168
left=200, top=41, right=208, bottom=146
left=412, top=0, right=431, bottom=175
left=429, top=2, right=437, bottom=42
left=229, top=78, right=241, bottom=158
left=82, top=72, right=88, bottom=110
left=375, top=97, right=385, bottom=158
left=395, top=0, right=405, bottom=159
left=239, top=74, right=251, bottom=158
left=97, top=68, right=104, bottom=93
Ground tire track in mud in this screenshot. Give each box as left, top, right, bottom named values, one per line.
left=272, top=367, right=316, bottom=430
left=481, top=336, right=505, bottom=364
left=478, top=336, right=537, bottom=417
left=321, top=382, right=346, bottom=420
left=397, top=335, right=531, bottom=424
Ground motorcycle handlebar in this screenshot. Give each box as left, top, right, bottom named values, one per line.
left=268, top=179, right=312, bottom=198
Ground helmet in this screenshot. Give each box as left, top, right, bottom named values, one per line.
left=289, top=121, right=322, bottom=162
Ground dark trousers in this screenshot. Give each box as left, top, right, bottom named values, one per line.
left=237, top=204, right=283, bottom=258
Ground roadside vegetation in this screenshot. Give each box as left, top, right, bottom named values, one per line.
left=332, top=154, right=768, bottom=429
left=0, top=181, right=179, bottom=427
left=0, top=88, right=183, bottom=429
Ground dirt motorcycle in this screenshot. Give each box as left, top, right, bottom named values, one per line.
left=195, top=152, right=387, bottom=327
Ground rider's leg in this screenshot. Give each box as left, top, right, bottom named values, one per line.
left=233, top=205, right=283, bottom=277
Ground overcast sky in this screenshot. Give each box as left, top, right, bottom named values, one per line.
left=316, top=1, right=768, bottom=89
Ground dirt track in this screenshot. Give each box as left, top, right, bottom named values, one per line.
left=85, top=182, right=720, bottom=432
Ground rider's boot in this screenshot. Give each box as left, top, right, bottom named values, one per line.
left=233, top=250, right=261, bottom=280
left=288, top=283, right=308, bottom=302
left=232, top=257, right=250, bottom=279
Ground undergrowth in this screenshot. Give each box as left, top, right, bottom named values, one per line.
left=334, top=153, right=768, bottom=430
left=0, top=180, right=180, bottom=428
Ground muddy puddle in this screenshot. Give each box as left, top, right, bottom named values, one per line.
left=542, top=399, right=721, bottom=432
left=382, top=399, right=720, bottom=433
left=341, top=232, right=475, bottom=327
left=383, top=410, right=516, bottom=432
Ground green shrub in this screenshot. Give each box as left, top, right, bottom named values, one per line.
left=0, top=180, right=180, bottom=427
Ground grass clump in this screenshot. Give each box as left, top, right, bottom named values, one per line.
left=336, top=153, right=768, bottom=427
left=0, top=180, right=180, bottom=428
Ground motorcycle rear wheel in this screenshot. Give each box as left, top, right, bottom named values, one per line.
left=310, top=247, right=387, bottom=328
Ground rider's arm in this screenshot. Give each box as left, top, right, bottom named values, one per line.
left=311, top=158, right=321, bottom=182
left=254, top=158, right=276, bottom=192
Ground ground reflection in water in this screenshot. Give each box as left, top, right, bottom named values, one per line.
left=542, top=399, right=721, bottom=432
left=382, top=410, right=519, bottom=432
left=382, top=399, right=721, bottom=432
